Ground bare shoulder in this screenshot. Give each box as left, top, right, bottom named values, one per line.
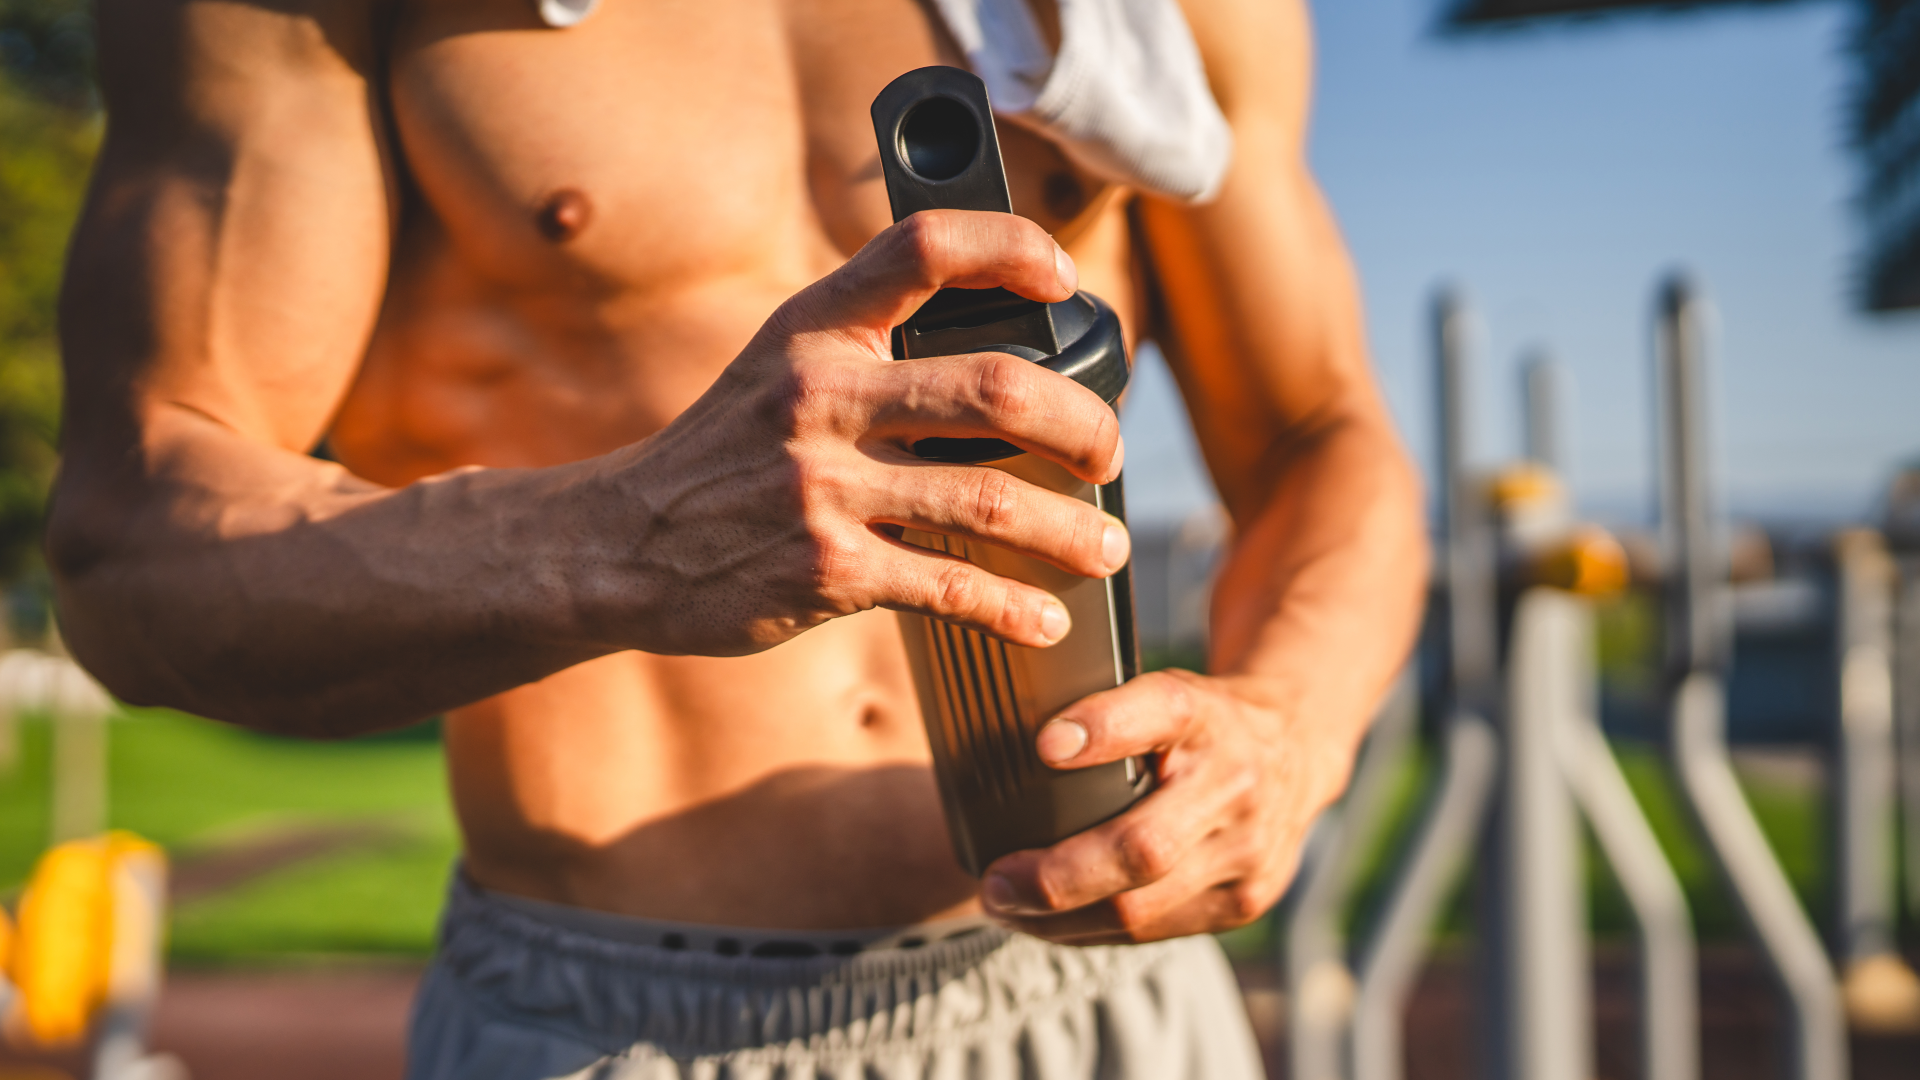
left=1171, top=0, right=1312, bottom=139
left=94, top=0, right=390, bottom=116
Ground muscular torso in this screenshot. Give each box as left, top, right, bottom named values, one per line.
left=328, top=0, right=1140, bottom=927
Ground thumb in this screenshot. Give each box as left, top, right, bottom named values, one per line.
left=1036, top=669, right=1201, bottom=770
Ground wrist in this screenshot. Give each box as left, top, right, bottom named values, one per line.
left=544, top=444, right=672, bottom=654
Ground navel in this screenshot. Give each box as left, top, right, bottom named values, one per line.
left=535, top=188, right=595, bottom=243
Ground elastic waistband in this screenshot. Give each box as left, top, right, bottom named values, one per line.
left=432, top=872, right=1169, bottom=1059
left=484, top=881, right=998, bottom=959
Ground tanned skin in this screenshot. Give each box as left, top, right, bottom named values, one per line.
left=51, top=0, right=1426, bottom=942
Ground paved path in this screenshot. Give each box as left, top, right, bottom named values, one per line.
left=2, top=948, right=1917, bottom=1079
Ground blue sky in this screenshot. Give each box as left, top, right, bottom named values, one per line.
left=1121, top=0, right=1920, bottom=526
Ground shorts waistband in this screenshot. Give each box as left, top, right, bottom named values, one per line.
left=430, top=871, right=1167, bottom=1058
left=482, top=881, right=999, bottom=959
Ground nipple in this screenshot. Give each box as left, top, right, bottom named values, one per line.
left=535, top=188, right=594, bottom=243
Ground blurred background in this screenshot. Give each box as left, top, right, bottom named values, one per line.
left=1, top=0, right=1918, bottom=1077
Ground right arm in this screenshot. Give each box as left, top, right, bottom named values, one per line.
left=51, top=0, right=1127, bottom=736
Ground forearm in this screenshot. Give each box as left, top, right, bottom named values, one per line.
left=49, top=407, right=636, bottom=736
left=1208, top=406, right=1428, bottom=786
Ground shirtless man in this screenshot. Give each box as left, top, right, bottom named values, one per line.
left=50, top=0, right=1425, bottom=1074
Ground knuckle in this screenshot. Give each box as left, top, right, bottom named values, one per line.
left=1027, top=867, right=1072, bottom=914
left=968, top=470, right=1021, bottom=533
left=791, top=454, right=851, bottom=517
left=810, top=529, right=864, bottom=592
left=973, top=354, right=1036, bottom=421
left=1113, top=822, right=1177, bottom=883
left=784, top=363, right=861, bottom=430
left=1222, top=881, right=1270, bottom=926
left=893, top=213, right=946, bottom=278
left=1110, top=891, right=1155, bottom=942
left=1221, top=762, right=1260, bottom=800
left=932, top=560, right=982, bottom=616
left=1150, top=669, right=1198, bottom=717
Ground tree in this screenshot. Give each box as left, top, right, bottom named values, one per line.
left=0, top=0, right=97, bottom=581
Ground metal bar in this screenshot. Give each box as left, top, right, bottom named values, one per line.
left=1559, top=606, right=1699, bottom=1080
left=1656, top=276, right=1725, bottom=679
left=1492, top=588, right=1591, bottom=1080
left=1671, top=673, right=1848, bottom=1079
left=1896, top=552, right=1920, bottom=924
left=1656, top=274, right=1846, bottom=1080
left=1832, top=529, right=1899, bottom=966
left=1351, top=287, right=1504, bottom=1080
left=1520, top=349, right=1563, bottom=474
left=1285, top=670, right=1420, bottom=1080
left=1437, top=291, right=1498, bottom=704
left=1351, top=712, right=1500, bottom=1080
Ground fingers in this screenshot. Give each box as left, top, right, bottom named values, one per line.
left=992, top=874, right=1280, bottom=946
left=1033, top=669, right=1204, bottom=770
left=790, top=210, right=1077, bottom=337
left=864, top=461, right=1129, bottom=580
left=872, top=538, right=1074, bottom=649
left=866, top=350, right=1123, bottom=484
left=979, top=753, right=1256, bottom=916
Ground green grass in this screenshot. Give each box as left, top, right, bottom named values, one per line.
left=1313, top=733, right=1827, bottom=949
left=0, top=698, right=1841, bottom=967
left=168, top=835, right=457, bottom=962
left=0, top=709, right=456, bottom=964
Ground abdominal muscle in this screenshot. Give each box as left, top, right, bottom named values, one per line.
left=445, top=611, right=984, bottom=929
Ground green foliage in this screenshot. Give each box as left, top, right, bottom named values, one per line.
left=0, top=0, right=95, bottom=108
left=0, top=68, right=97, bottom=578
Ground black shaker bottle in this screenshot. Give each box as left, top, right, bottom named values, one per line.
left=872, top=66, right=1152, bottom=877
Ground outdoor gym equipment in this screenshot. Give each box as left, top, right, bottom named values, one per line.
left=1291, top=273, right=1915, bottom=1079
left=3, top=832, right=180, bottom=1080
left=0, top=648, right=184, bottom=1080
left=1655, top=276, right=1847, bottom=1080
left=1289, top=288, right=1693, bottom=1080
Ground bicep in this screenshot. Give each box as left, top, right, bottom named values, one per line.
left=61, top=0, right=395, bottom=463
left=1138, top=0, right=1381, bottom=519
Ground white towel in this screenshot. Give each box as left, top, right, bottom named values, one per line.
left=537, top=0, right=598, bottom=28
left=532, top=0, right=1233, bottom=203
left=931, top=0, right=1233, bottom=203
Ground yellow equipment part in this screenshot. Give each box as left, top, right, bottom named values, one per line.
left=1488, top=462, right=1565, bottom=510
left=1532, top=524, right=1631, bottom=598
left=5, top=832, right=167, bottom=1048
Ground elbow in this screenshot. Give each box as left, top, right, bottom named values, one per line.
left=44, top=473, right=182, bottom=710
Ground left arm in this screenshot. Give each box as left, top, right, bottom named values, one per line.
left=981, top=0, right=1429, bottom=943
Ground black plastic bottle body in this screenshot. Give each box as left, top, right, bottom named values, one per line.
left=873, top=67, right=1153, bottom=877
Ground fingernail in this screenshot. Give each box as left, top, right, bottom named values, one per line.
left=1039, top=600, right=1071, bottom=644
left=1053, top=245, right=1078, bottom=294
left=1037, top=718, right=1089, bottom=764
left=1101, top=523, right=1130, bottom=573
left=1109, top=436, right=1125, bottom=480
left=983, top=873, right=1040, bottom=915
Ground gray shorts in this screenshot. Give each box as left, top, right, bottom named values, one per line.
left=407, top=873, right=1265, bottom=1079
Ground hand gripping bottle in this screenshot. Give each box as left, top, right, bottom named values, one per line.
left=872, top=67, right=1152, bottom=878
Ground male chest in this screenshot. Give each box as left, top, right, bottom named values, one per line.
left=383, top=0, right=961, bottom=287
